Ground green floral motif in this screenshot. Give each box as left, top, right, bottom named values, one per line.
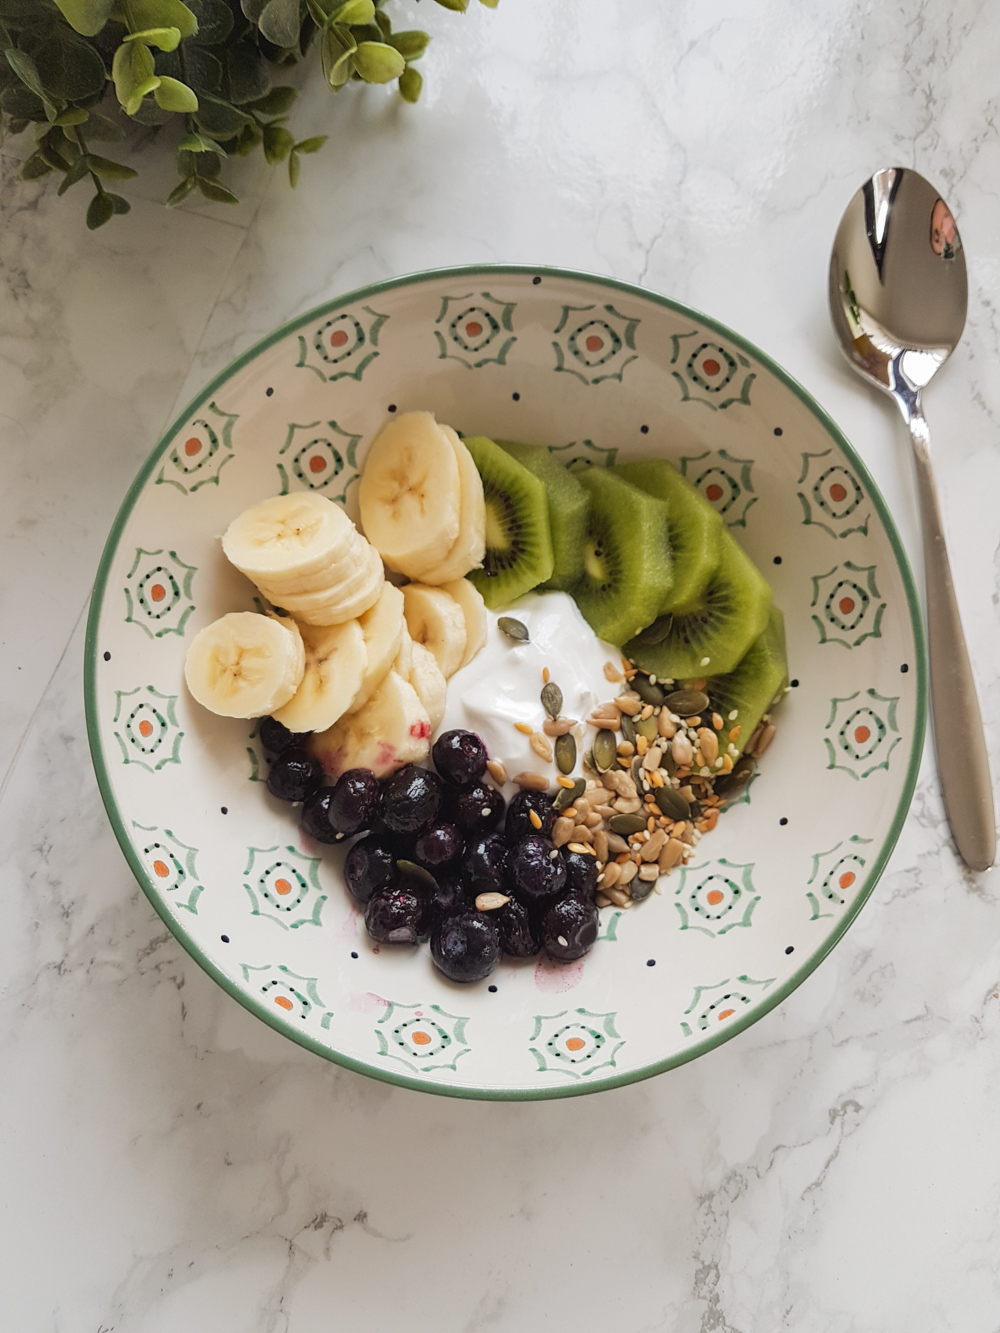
left=823, top=689, right=901, bottom=779
left=548, top=438, right=618, bottom=471
left=552, top=303, right=639, bottom=385
left=296, top=306, right=389, bottom=383
left=133, top=822, right=203, bottom=914
left=528, top=1008, right=624, bottom=1079
left=679, top=448, right=757, bottom=527
left=243, top=845, right=326, bottom=929
left=112, top=686, right=183, bottom=771
left=156, top=401, right=238, bottom=495
left=797, top=450, right=870, bottom=538
left=240, top=963, right=333, bottom=1026
left=434, top=293, right=516, bottom=369
left=810, top=561, right=885, bottom=649
left=124, top=548, right=197, bottom=639
left=276, top=420, right=361, bottom=502
left=680, top=974, right=775, bottom=1038
left=674, top=858, right=759, bottom=937
left=806, top=835, right=873, bottom=920
left=669, top=331, right=755, bottom=410
left=375, top=1002, right=471, bottom=1074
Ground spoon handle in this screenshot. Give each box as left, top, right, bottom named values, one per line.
left=908, top=410, right=996, bottom=870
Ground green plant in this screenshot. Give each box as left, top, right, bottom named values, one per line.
left=0, top=0, right=496, bottom=227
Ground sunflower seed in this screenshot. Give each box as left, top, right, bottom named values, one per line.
left=486, top=759, right=508, bottom=786
left=498, top=616, right=530, bottom=642
left=475, top=892, right=510, bottom=911
left=541, top=680, right=563, bottom=719
left=640, top=828, right=667, bottom=861
left=697, top=727, right=719, bottom=765
left=615, top=694, right=642, bottom=715
left=530, top=732, right=553, bottom=762
left=552, top=816, right=574, bottom=847
left=513, top=771, right=549, bottom=791
left=543, top=716, right=577, bottom=737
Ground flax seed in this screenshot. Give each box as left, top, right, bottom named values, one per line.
left=542, top=666, right=550, bottom=684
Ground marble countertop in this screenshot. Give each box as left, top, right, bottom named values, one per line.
left=3, top=2, right=999, bottom=1328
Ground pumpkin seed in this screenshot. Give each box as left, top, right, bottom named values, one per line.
left=620, top=712, right=637, bottom=744
left=395, top=859, right=438, bottom=890
left=498, top=616, right=529, bottom=643
left=635, top=714, right=659, bottom=742
left=554, top=731, right=577, bottom=775
left=541, top=680, right=563, bottom=719
left=659, top=745, right=677, bottom=777
left=593, top=729, right=617, bottom=772
left=554, top=777, right=586, bottom=810
left=630, top=755, right=645, bottom=790
left=714, top=754, right=756, bottom=799
left=664, top=688, right=710, bottom=716
left=654, top=786, right=691, bottom=820
left=636, top=614, right=672, bottom=645
left=632, top=675, right=666, bottom=706
left=608, top=812, right=647, bottom=836
left=630, top=873, right=656, bottom=901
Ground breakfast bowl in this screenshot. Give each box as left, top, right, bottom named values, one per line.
left=84, top=265, right=925, bottom=1099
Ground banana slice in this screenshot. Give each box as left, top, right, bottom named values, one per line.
left=346, top=582, right=406, bottom=715
left=412, top=427, right=487, bottom=584
left=401, top=583, right=467, bottom=679
left=274, top=543, right=385, bottom=625
left=309, top=670, right=431, bottom=780
left=271, top=618, right=367, bottom=734
left=254, top=526, right=370, bottom=599
left=223, top=493, right=354, bottom=583
left=184, top=611, right=305, bottom=718
left=409, top=641, right=447, bottom=732
left=393, top=624, right=414, bottom=679
left=440, top=577, right=488, bottom=669
left=358, top=411, right=461, bottom=578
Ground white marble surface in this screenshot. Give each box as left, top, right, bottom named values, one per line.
left=3, top=1, right=1000, bottom=1328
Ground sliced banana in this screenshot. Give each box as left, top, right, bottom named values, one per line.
left=409, top=641, right=447, bottom=732
left=274, top=543, right=385, bottom=625
left=184, top=611, right=305, bottom=718
left=412, top=427, right=487, bottom=584
left=271, top=618, right=367, bottom=734
left=393, top=624, right=414, bottom=679
left=440, top=577, right=488, bottom=669
left=309, top=670, right=431, bottom=780
left=254, top=526, right=370, bottom=599
left=358, top=411, right=461, bottom=578
left=346, top=582, right=406, bottom=715
left=401, top=583, right=467, bottom=679
left=223, top=493, right=354, bottom=583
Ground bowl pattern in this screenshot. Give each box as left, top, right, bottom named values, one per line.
left=85, top=267, right=925, bottom=1099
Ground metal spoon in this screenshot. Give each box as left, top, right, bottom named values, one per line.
left=830, top=167, right=995, bottom=871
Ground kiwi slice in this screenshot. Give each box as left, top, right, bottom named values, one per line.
left=463, top=435, right=554, bottom=608
left=497, top=439, right=589, bottom=590
left=570, top=467, right=674, bottom=645
left=707, top=607, right=789, bottom=757
left=624, top=531, right=772, bottom=679
left=615, top=459, right=725, bottom=614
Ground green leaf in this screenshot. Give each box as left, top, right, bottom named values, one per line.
left=86, top=110, right=126, bottom=139
left=124, top=0, right=198, bottom=39
left=185, top=0, right=232, bottom=44
left=293, top=134, right=325, bottom=153
left=86, top=152, right=139, bottom=179
left=166, top=173, right=196, bottom=205
left=193, top=92, right=249, bottom=136
left=374, top=9, right=390, bottom=34
left=6, top=48, right=46, bottom=100
left=321, top=25, right=355, bottom=89
left=330, top=0, right=374, bottom=23
left=288, top=148, right=299, bottom=187
left=352, top=39, right=403, bottom=83
left=20, top=150, right=54, bottom=180
left=6, top=119, right=32, bottom=135
left=229, top=118, right=262, bottom=154
left=53, top=0, right=115, bottom=36
left=225, top=40, right=270, bottom=103
left=109, top=192, right=131, bottom=214
left=239, top=0, right=267, bottom=21
left=1, top=83, right=46, bottom=120
left=112, top=38, right=157, bottom=113
left=256, top=0, right=299, bottom=48
left=398, top=62, right=421, bottom=102
left=178, top=130, right=225, bottom=154
left=478, top=0, right=499, bottom=7
left=57, top=153, right=91, bottom=193
left=124, top=26, right=182, bottom=50
left=195, top=176, right=238, bottom=203
left=169, top=45, right=222, bottom=94
left=54, top=106, right=90, bottom=125
left=387, top=28, right=428, bottom=60
left=262, top=121, right=293, bottom=162
left=246, top=84, right=296, bottom=115
left=432, top=0, right=467, bottom=9
left=87, top=189, right=115, bottom=228
left=30, top=28, right=109, bottom=102
left=153, top=73, right=198, bottom=110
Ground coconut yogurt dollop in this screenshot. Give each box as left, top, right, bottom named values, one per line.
left=439, top=591, right=620, bottom=782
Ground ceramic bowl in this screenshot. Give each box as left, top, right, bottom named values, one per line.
left=85, top=266, right=925, bottom=1099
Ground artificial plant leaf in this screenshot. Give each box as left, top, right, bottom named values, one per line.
left=192, top=91, right=248, bottom=136
left=293, top=133, right=325, bottom=152
left=1, top=83, right=46, bottom=119
left=124, top=0, right=198, bottom=39
left=229, top=117, right=262, bottom=153
left=178, top=130, right=225, bottom=153
left=174, top=45, right=222, bottom=93
left=287, top=148, right=299, bottom=186
left=256, top=0, right=299, bottom=48
left=86, top=189, right=115, bottom=227
left=478, top=0, right=498, bottom=7
left=178, top=146, right=220, bottom=175
left=32, top=27, right=108, bottom=100
left=153, top=73, right=198, bottom=109
left=57, top=152, right=90, bottom=192
left=86, top=152, right=139, bottom=178
left=112, top=38, right=155, bottom=111
left=398, top=62, right=421, bottom=102
left=246, top=83, right=296, bottom=114
left=21, top=150, right=55, bottom=178
left=195, top=175, right=238, bottom=203
left=331, top=0, right=374, bottom=24
left=166, top=173, right=196, bottom=205
left=54, top=105, right=90, bottom=124
left=352, top=40, right=403, bottom=83
left=125, top=26, right=182, bottom=50
left=262, top=120, right=293, bottom=162
left=432, top=0, right=467, bottom=10
left=387, top=29, right=428, bottom=59
left=185, top=0, right=232, bottom=44
left=128, top=95, right=171, bottom=122
left=320, top=25, right=354, bottom=88
left=225, top=40, right=270, bottom=103
left=86, top=109, right=126, bottom=138
left=53, top=0, right=114, bottom=37
left=239, top=0, right=267, bottom=20
left=109, top=192, right=131, bottom=213
left=6, top=48, right=46, bottom=99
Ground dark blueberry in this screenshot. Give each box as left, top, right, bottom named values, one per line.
left=463, top=832, right=510, bottom=894
left=381, top=765, right=443, bottom=835
left=561, top=849, right=598, bottom=900
left=540, top=893, right=599, bottom=961
left=445, top=781, right=505, bottom=835
left=504, top=789, right=556, bottom=844
left=259, top=716, right=297, bottom=756
left=432, top=729, right=489, bottom=788
left=496, top=896, right=540, bottom=958
left=266, top=747, right=323, bottom=803
left=430, top=908, right=501, bottom=982
left=429, top=876, right=471, bottom=922
left=364, top=886, right=428, bottom=944
left=301, top=788, right=340, bottom=843
left=508, top=834, right=567, bottom=902
left=301, top=769, right=380, bottom=843
left=343, top=835, right=396, bottom=905
left=414, top=821, right=463, bottom=870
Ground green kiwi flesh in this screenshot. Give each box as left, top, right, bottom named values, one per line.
left=614, top=458, right=725, bottom=614
left=463, top=435, right=554, bottom=608
left=570, top=467, right=674, bottom=645
left=497, top=439, right=589, bottom=590
left=707, top=606, right=788, bottom=757
left=624, top=530, right=772, bottom=679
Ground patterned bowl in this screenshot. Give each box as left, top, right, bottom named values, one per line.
left=85, top=266, right=925, bottom=1099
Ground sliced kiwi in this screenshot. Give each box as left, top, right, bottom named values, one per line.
left=707, top=606, right=788, bottom=758
left=497, top=439, right=590, bottom=590
left=463, top=435, right=554, bottom=608
left=624, top=531, right=772, bottom=679
left=570, top=467, right=674, bottom=645
left=615, top=458, right=725, bottom=614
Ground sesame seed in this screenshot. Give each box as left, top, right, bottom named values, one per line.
left=728, top=710, right=738, bottom=720
left=557, top=935, right=568, bottom=948
left=700, top=657, right=710, bottom=666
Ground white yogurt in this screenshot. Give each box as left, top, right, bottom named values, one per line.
left=439, top=591, right=621, bottom=783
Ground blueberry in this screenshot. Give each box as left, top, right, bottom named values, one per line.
left=496, top=896, right=540, bottom=958
left=445, top=781, right=505, bottom=835
left=430, top=908, right=500, bottom=982
left=463, top=831, right=510, bottom=894
left=302, top=768, right=380, bottom=842
left=504, top=789, right=556, bottom=844
left=364, top=886, right=428, bottom=944
left=414, top=822, right=463, bottom=871
left=540, top=893, right=599, bottom=961
left=561, top=848, right=598, bottom=900
left=266, top=747, right=323, bottom=803
left=508, top=834, right=567, bottom=902
left=432, top=729, right=489, bottom=788
left=259, top=716, right=296, bottom=755
left=343, top=835, right=396, bottom=905
left=429, top=876, right=471, bottom=922
left=381, top=765, right=443, bottom=835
